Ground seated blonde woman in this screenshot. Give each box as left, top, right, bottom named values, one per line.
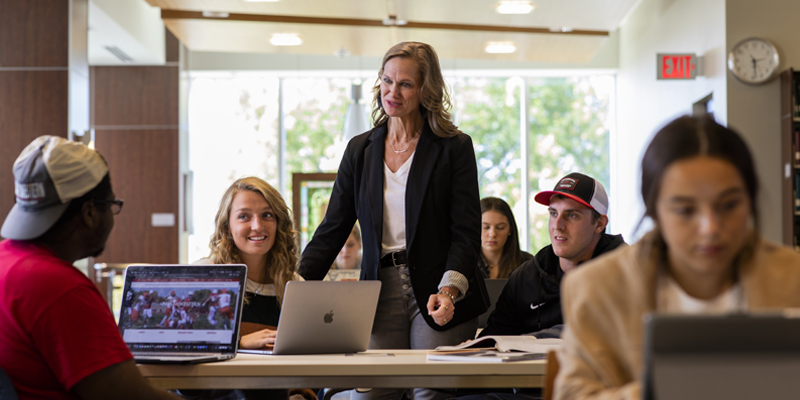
left=196, top=176, right=303, bottom=349
left=182, top=177, right=304, bottom=400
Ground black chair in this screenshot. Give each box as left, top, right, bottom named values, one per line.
left=0, top=366, right=18, bottom=400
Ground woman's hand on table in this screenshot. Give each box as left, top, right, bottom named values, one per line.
left=240, top=328, right=277, bottom=349
left=427, top=287, right=459, bottom=326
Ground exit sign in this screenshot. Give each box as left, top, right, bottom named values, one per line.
left=657, top=53, right=698, bottom=80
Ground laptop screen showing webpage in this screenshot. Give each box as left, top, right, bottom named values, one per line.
left=118, top=265, right=246, bottom=355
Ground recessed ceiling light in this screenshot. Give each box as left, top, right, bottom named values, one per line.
left=245, top=0, right=279, bottom=2
left=202, top=11, right=229, bottom=18
left=496, top=1, right=534, bottom=14
left=270, top=33, right=302, bottom=46
left=485, top=42, right=516, bottom=54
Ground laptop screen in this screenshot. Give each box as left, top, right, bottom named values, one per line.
left=118, top=264, right=247, bottom=355
left=643, top=312, right=800, bottom=400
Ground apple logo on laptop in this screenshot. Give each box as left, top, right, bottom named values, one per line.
left=324, top=310, right=334, bottom=324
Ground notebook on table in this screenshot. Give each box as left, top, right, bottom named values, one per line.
left=117, top=264, right=247, bottom=364
left=238, top=280, right=381, bottom=355
left=642, top=312, right=800, bottom=400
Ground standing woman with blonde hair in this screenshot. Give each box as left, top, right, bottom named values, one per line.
left=300, top=42, right=489, bottom=400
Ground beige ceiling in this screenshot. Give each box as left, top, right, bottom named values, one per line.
left=147, top=0, right=639, bottom=62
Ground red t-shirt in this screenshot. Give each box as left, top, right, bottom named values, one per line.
left=0, top=239, right=133, bottom=399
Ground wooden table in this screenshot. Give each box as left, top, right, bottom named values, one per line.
left=137, top=350, right=546, bottom=390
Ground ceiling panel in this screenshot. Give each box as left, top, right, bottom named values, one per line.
left=149, top=0, right=636, bottom=62
left=165, top=18, right=608, bottom=62
left=148, top=0, right=637, bottom=30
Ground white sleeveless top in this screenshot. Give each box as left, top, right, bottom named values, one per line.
left=381, top=152, right=415, bottom=257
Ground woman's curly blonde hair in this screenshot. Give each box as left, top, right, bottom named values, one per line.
left=371, top=41, right=459, bottom=138
left=208, top=177, right=298, bottom=306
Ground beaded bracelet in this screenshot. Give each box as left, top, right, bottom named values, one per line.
left=438, top=289, right=456, bottom=305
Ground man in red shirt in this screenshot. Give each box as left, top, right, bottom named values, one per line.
left=0, top=136, right=177, bottom=400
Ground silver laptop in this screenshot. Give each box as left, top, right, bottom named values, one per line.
left=643, top=312, right=800, bottom=400
left=118, top=264, right=247, bottom=364
left=240, top=280, right=381, bottom=355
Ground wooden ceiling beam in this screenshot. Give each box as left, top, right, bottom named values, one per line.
left=160, top=9, right=609, bottom=37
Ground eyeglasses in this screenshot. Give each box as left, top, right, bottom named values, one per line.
left=93, top=199, right=124, bottom=215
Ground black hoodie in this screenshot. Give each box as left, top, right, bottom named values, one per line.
left=479, top=233, right=626, bottom=337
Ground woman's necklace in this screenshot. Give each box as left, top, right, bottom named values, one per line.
left=389, top=130, right=421, bottom=154
left=246, top=278, right=268, bottom=295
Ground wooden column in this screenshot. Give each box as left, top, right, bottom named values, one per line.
left=90, top=31, right=181, bottom=264
left=0, top=0, right=77, bottom=223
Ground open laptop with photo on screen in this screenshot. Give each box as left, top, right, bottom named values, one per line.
left=642, top=312, right=800, bottom=400
left=118, top=264, right=247, bottom=364
left=239, top=280, right=381, bottom=355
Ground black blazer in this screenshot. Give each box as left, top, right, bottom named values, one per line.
left=299, top=122, right=489, bottom=330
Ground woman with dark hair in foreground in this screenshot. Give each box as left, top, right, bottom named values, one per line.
left=555, top=116, right=800, bottom=399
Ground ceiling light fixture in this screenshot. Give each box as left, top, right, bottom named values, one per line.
left=485, top=42, right=517, bottom=54
left=202, top=11, right=229, bottom=18
left=496, top=1, right=534, bottom=14
left=270, top=33, right=302, bottom=46
left=245, top=0, right=279, bottom=2
left=382, top=15, right=408, bottom=26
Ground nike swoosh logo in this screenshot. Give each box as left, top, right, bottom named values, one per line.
left=530, top=302, right=546, bottom=310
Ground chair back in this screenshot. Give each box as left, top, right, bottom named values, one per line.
left=543, top=350, right=560, bottom=400
left=0, top=366, right=19, bottom=400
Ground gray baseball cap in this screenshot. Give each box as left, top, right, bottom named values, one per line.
left=1, top=136, right=108, bottom=240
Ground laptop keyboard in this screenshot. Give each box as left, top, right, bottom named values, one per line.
left=133, top=352, right=219, bottom=357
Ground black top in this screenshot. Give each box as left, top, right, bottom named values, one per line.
left=478, top=251, right=534, bottom=278
left=298, top=122, right=489, bottom=330
left=242, top=292, right=281, bottom=327
left=479, top=233, right=626, bottom=337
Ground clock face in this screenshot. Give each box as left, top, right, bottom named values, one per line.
left=727, top=38, right=780, bottom=85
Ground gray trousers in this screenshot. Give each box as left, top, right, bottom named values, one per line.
left=351, top=263, right=479, bottom=400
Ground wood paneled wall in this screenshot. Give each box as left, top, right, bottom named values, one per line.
left=91, top=64, right=180, bottom=264
left=0, top=0, right=70, bottom=225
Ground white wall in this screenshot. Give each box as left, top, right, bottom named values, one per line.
left=612, top=0, right=727, bottom=241
left=726, top=0, right=800, bottom=244
left=88, top=0, right=165, bottom=65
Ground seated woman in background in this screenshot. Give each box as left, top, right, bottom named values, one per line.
left=479, top=197, right=532, bottom=279
left=198, top=176, right=302, bottom=349
left=332, top=224, right=362, bottom=270
left=556, top=116, right=800, bottom=399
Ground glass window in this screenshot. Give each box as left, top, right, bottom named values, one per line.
left=283, top=77, right=370, bottom=244
left=450, top=76, right=527, bottom=250
left=187, top=71, right=612, bottom=261
left=187, top=74, right=280, bottom=262
left=527, top=76, right=614, bottom=253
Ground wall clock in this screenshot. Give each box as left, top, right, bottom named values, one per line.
left=727, top=37, right=780, bottom=85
